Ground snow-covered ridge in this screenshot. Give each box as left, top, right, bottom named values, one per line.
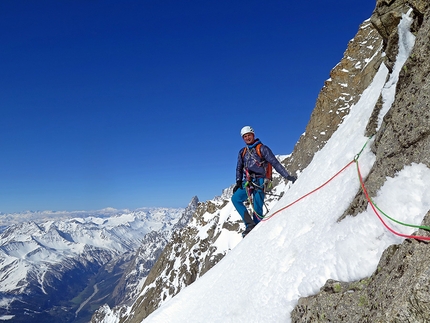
left=0, top=206, right=178, bottom=230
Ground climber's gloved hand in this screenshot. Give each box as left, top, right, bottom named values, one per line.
left=233, top=180, right=242, bottom=193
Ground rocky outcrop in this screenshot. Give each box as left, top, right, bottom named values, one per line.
left=291, top=213, right=430, bottom=323
left=341, top=0, right=429, bottom=218
left=291, top=1, right=430, bottom=322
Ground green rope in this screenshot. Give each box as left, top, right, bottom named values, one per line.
left=354, top=135, right=373, bottom=161
left=354, top=137, right=430, bottom=232
left=371, top=197, right=430, bottom=232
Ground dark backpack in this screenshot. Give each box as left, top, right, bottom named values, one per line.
left=241, top=143, right=272, bottom=180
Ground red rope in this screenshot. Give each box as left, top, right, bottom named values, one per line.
left=259, top=153, right=429, bottom=242
left=262, top=160, right=355, bottom=221
left=355, top=160, right=430, bottom=241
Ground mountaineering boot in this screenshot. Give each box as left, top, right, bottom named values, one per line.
left=242, top=210, right=255, bottom=238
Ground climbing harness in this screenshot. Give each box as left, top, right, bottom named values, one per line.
left=243, top=169, right=265, bottom=220
left=257, top=136, right=430, bottom=241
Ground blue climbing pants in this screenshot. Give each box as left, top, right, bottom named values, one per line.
left=231, top=178, right=265, bottom=228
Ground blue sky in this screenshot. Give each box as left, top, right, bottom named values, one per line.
left=0, top=1, right=376, bottom=213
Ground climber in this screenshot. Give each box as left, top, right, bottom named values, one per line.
left=231, top=126, right=297, bottom=237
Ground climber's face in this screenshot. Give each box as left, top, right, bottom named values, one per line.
left=242, top=133, right=255, bottom=145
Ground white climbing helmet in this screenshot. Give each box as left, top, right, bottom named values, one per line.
left=240, top=126, right=254, bottom=137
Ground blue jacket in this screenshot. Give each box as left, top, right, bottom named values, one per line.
left=235, top=139, right=291, bottom=182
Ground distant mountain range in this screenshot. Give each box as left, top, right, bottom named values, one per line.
left=0, top=207, right=141, bottom=229
left=0, top=199, right=198, bottom=323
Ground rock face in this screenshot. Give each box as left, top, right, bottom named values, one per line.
left=291, top=1, right=430, bottom=322
left=291, top=213, right=430, bottom=323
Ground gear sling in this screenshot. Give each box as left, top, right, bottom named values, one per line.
left=241, top=143, right=272, bottom=219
